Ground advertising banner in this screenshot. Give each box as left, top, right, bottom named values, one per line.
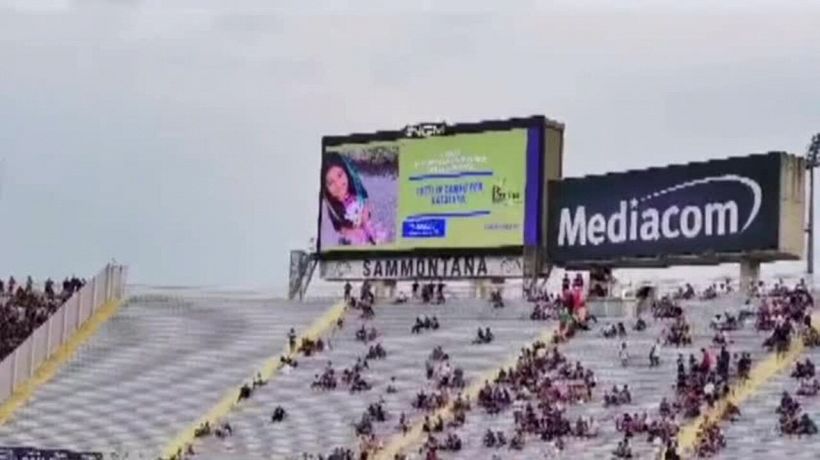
left=320, top=255, right=526, bottom=280
left=547, top=153, right=786, bottom=264
left=317, top=118, right=548, bottom=255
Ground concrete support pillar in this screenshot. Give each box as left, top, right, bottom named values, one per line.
left=472, top=279, right=499, bottom=299
left=739, top=259, right=761, bottom=296
left=373, top=280, right=396, bottom=299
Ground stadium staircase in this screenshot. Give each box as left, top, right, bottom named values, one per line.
left=712, top=337, right=820, bottom=460
left=0, top=294, right=330, bottom=458
left=192, top=298, right=546, bottom=459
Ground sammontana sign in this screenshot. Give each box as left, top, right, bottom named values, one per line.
left=320, top=256, right=524, bottom=280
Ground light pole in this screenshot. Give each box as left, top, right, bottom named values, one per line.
left=807, top=134, right=820, bottom=277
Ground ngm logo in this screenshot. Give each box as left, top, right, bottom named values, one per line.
left=557, top=175, right=762, bottom=247
left=403, top=123, right=447, bottom=138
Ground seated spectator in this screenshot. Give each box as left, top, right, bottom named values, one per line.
left=442, top=432, right=462, bottom=451
left=194, top=421, right=212, bottom=438
left=271, top=406, right=287, bottom=423
left=778, top=392, right=800, bottom=418
left=366, top=343, right=387, bottom=360
left=613, top=436, right=633, bottom=458
left=694, top=419, right=725, bottom=457
left=722, top=401, right=741, bottom=422
left=604, top=385, right=632, bottom=407
left=214, top=422, right=233, bottom=439
left=798, top=414, right=819, bottom=435
left=472, top=327, right=494, bottom=345
left=356, top=324, right=379, bottom=342
left=664, top=316, right=693, bottom=347
left=280, top=355, right=298, bottom=370
left=602, top=323, right=619, bottom=339
left=792, top=358, right=816, bottom=380
left=386, top=376, right=398, bottom=394
left=509, top=430, right=525, bottom=450
left=411, top=315, right=439, bottom=334
left=804, top=325, right=820, bottom=347
left=393, top=291, right=409, bottom=304
left=634, top=317, right=647, bottom=332
left=711, top=312, right=739, bottom=332
left=712, top=330, right=729, bottom=347
left=701, top=285, right=718, bottom=301
left=778, top=392, right=817, bottom=436
left=298, top=336, right=325, bottom=356
left=238, top=383, right=252, bottom=402
left=797, top=378, right=820, bottom=397
left=653, top=296, right=683, bottom=318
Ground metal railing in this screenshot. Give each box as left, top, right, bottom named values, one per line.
left=0, top=264, right=127, bottom=404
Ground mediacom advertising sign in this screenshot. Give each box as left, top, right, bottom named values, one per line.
left=318, top=118, right=547, bottom=254
left=547, top=153, right=785, bottom=264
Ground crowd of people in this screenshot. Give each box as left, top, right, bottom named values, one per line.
left=758, top=284, right=815, bottom=357
left=777, top=391, right=818, bottom=436
left=693, top=418, right=726, bottom=457
left=172, top=275, right=820, bottom=460
left=0, top=275, right=85, bottom=361
left=411, top=315, right=440, bottom=334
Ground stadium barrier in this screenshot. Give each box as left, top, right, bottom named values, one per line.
left=0, top=264, right=127, bottom=405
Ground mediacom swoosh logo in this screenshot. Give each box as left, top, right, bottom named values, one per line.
left=637, top=174, right=762, bottom=232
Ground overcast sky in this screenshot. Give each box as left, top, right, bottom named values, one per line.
left=0, top=0, right=818, bottom=290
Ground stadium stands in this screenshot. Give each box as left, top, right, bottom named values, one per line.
left=0, top=276, right=85, bottom=361
left=191, top=294, right=546, bottom=458
left=0, top=294, right=332, bottom=458
left=1, top=278, right=817, bottom=460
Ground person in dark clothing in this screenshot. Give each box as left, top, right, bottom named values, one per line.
left=287, top=328, right=297, bottom=351
left=238, top=384, right=252, bottom=402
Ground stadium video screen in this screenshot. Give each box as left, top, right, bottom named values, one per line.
left=318, top=128, right=528, bottom=252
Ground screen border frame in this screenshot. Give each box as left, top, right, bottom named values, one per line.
left=316, top=115, right=555, bottom=260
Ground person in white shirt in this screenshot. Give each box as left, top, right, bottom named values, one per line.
left=649, top=340, right=661, bottom=367
left=619, top=342, right=630, bottom=367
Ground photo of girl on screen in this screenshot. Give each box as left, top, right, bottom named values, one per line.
left=321, top=152, right=391, bottom=247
